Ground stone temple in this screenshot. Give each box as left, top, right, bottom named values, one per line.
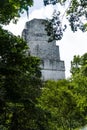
left=22, top=19, right=65, bottom=80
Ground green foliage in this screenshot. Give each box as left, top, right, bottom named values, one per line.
left=0, top=0, right=50, bottom=129
left=45, top=11, right=67, bottom=42
left=0, top=0, right=33, bottom=25
left=0, top=27, right=42, bottom=130
left=43, top=0, right=58, bottom=6
left=37, top=79, right=87, bottom=130
left=71, top=55, right=81, bottom=75
left=43, top=0, right=87, bottom=41
left=71, top=53, right=87, bottom=76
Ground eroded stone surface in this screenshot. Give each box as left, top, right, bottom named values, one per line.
left=22, top=19, right=65, bottom=80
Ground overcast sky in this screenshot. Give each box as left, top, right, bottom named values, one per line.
left=4, top=0, right=87, bottom=78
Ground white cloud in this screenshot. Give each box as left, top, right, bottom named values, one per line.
left=3, top=15, right=28, bottom=36
left=29, top=4, right=54, bottom=20
left=3, top=4, right=54, bottom=35
left=29, top=8, right=45, bottom=20
left=57, top=29, right=87, bottom=78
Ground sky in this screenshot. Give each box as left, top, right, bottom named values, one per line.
left=3, top=0, right=87, bottom=78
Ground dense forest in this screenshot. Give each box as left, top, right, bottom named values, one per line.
left=0, top=0, right=87, bottom=130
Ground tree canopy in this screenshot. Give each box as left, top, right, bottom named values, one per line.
left=0, top=1, right=45, bottom=129
left=37, top=78, right=87, bottom=130
left=0, top=0, right=33, bottom=25
left=1, top=0, right=87, bottom=41
left=0, top=26, right=43, bottom=130
left=37, top=52, right=87, bottom=130
left=1, top=0, right=87, bottom=130
left=71, top=53, right=87, bottom=76
left=43, top=0, right=87, bottom=41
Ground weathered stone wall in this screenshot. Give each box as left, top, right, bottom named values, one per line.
left=22, top=19, right=65, bottom=80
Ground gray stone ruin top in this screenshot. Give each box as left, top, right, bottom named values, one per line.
left=22, top=18, right=65, bottom=80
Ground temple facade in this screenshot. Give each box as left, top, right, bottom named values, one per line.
left=22, top=19, right=65, bottom=80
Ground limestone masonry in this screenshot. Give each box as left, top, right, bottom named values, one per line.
left=22, top=19, right=65, bottom=80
